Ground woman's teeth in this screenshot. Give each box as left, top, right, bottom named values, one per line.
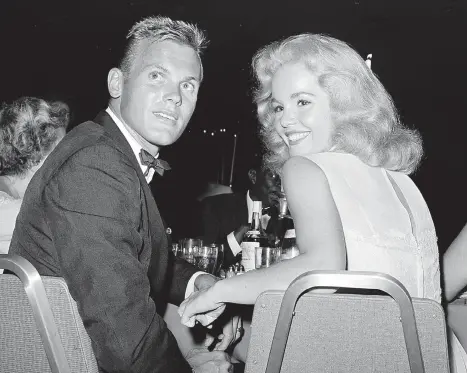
left=288, top=132, right=310, bottom=142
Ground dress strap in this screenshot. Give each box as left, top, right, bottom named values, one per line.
left=385, top=171, right=418, bottom=243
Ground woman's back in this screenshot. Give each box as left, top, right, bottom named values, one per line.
left=307, top=152, right=441, bottom=302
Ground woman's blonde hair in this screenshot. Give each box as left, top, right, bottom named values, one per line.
left=252, top=33, right=423, bottom=175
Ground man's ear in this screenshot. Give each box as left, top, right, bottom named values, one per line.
left=108, top=68, right=123, bottom=98
left=248, top=169, right=257, bottom=185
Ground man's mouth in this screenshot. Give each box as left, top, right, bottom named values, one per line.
left=153, top=111, right=178, bottom=121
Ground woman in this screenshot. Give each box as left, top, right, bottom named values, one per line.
left=178, top=33, right=467, bottom=371
left=444, top=223, right=467, bottom=364
left=0, top=97, right=69, bottom=255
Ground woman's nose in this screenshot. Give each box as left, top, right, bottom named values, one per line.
left=280, top=109, right=296, bottom=128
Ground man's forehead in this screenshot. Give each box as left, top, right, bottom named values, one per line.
left=137, top=39, right=201, bottom=79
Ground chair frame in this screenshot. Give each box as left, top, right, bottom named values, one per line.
left=0, top=254, right=71, bottom=373
left=265, top=270, right=425, bottom=373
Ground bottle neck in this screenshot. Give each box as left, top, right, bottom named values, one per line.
left=249, top=211, right=261, bottom=232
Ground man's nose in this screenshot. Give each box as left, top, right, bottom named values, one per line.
left=163, top=84, right=182, bottom=106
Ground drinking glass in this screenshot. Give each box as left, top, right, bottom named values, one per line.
left=194, top=245, right=218, bottom=274
left=255, top=247, right=281, bottom=269
left=179, top=238, right=202, bottom=265
left=281, top=229, right=300, bottom=261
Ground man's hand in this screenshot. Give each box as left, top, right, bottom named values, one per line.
left=186, top=348, right=233, bottom=373
left=194, top=273, right=219, bottom=292
left=204, top=314, right=242, bottom=351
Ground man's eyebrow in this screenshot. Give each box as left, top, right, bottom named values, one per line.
left=142, top=63, right=169, bottom=73
left=142, top=64, right=200, bottom=83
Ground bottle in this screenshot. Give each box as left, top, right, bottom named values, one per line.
left=226, top=265, right=236, bottom=278
left=281, top=228, right=300, bottom=261
left=241, top=201, right=268, bottom=272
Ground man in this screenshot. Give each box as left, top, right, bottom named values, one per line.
left=200, top=163, right=282, bottom=267
left=10, top=16, right=233, bottom=373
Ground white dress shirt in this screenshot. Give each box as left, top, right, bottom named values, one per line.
left=106, top=107, right=203, bottom=297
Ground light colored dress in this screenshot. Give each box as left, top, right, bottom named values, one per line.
left=0, top=191, right=22, bottom=269
left=307, top=152, right=466, bottom=372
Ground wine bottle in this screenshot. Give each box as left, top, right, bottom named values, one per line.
left=241, top=201, right=268, bottom=272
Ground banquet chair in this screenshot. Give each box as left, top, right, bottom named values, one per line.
left=0, top=254, right=98, bottom=373
left=245, top=270, right=450, bottom=373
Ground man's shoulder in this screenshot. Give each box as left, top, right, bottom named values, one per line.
left=52, top=119, right=129, bottom=164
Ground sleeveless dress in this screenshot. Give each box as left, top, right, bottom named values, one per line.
left=0, top=191, right=22, bottom=273
left=306, top=152, right=466, bottom=372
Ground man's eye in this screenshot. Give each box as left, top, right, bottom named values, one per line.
left=149, top=72, right=162, bottom=80
left=297, top=99, right=311, bottom=107
left=273, top=106, right=283, bottom=113
left=181, top=82, right=195, bottom=91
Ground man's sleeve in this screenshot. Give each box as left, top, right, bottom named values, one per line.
left=44, top=146, right=192, bottom=373
left=164, top=251, right=201, bottom=305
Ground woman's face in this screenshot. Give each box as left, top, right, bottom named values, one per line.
left=271, top=62, right=334, bottom=157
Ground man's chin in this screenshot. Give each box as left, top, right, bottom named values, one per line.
left=147, top=132, right=182, bottom=147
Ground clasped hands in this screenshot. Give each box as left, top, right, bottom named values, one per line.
left=180, top=274, right=242, bottom=352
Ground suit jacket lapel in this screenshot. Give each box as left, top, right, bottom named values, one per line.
left=94, top=111, right=169, bottom=294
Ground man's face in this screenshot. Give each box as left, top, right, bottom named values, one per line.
left=116, top=39, right=202, bottom=151
left=252, top=169, right=282, bottom=208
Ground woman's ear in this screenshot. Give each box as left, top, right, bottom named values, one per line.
left=108, top=68, right=123, bottom=99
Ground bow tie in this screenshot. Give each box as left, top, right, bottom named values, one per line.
left=139, top=149, right=171, bottom=177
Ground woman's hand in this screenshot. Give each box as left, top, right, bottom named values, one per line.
left=179, top=284, right=225, bottom=327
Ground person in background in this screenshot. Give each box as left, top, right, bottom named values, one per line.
left=0, top=97, right=68, bottom=257
left=443, top=223, right=467, bottom=362
left=9, top=16, right=235, bottom=373
left=199, top=158, right=282, bottom=267
left=178, top=33, right=467, bottom=372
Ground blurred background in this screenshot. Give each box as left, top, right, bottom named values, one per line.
left=1, top=0, right=465, bottom=252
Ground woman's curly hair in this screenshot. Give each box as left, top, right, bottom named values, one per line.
left=252, top=33, right=423, bottom=175
left=0, top=97, right=69, bottom=177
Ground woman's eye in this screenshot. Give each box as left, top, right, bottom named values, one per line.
left=297, top=99, right=311, bottom=107
left=181, top=82, right=195, bottom=91
left=273, top=106, right=283, bottom=113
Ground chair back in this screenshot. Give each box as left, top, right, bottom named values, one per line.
left=245, top=270, right=450, bottom=373
left=0, top=254, right=98, bottom=373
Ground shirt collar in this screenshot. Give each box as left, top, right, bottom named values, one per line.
left=106, top=107, right=156, bottom=184
left=246, top=190, right=253, bottom=224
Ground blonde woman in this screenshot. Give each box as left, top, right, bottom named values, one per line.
left=179, top=33, right=466, bottom=371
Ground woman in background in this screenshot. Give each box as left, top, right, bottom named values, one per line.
left=178, top=33, right=467, bottom=371
left=0, top=97, right=69, bottom=255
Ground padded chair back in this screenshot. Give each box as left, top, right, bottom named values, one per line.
left=0, top=254, right=98, bottom=373
left=245, top=270, right=450, bottom=373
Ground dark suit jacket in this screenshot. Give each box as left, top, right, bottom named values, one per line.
left=9, top=111, right=198, bottom=373
left=200, top=193, right=248, bottom=266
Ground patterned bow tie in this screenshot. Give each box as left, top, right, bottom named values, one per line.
left=139, top=149, right=171, bottom=176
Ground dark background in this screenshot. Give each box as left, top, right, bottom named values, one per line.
left=1, top=0, right=466, bottom=252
